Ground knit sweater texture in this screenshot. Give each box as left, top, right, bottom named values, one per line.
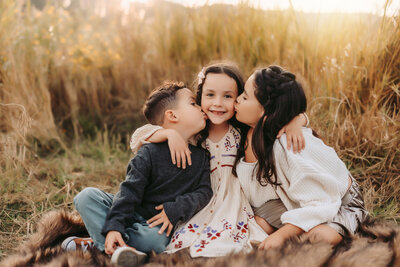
left=236, top=128, right=350, bottom=232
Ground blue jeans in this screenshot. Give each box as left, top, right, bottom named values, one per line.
left=74, top=187, right=170, bottom=253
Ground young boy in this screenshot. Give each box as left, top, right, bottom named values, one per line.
left=62, top=81, right=212, bottom=266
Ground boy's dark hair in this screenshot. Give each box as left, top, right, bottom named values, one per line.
left=143, top=81, right=186, bottom=125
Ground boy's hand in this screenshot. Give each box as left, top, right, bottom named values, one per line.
left=104, top=230, right=128, bottom=255
left=166, top=129, right=192, bottom=169
left=277, top=113, right=306, bottom=153
left=147, top=205, right=174, bottom=236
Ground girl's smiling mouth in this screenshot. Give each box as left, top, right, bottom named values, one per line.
left=209, top=110, right=226, bottom=116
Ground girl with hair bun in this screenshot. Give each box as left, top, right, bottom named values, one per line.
left=234, top=65, right=368, bottom=250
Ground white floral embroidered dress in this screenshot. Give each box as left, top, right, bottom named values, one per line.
left=130, top=124, right=267, bottom=257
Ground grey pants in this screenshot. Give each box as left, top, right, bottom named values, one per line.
left=253, top=177, right=368, bottom=236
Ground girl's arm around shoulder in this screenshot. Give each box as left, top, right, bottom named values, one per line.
left=131, top=124, right=193, bottom=168
left=277, top=113, right=309, bottom=153
left=130, top=124, right=163, bottom=154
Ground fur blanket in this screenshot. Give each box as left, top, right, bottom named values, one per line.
left=1, top=210, right=399, bottom=267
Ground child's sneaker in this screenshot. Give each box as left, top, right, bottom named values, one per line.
left=61, top=236, right=95, bottom=252
left=111, top=246, right=148, bottom=267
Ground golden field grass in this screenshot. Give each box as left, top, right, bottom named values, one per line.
left=0, top=0, right=399, bottom=258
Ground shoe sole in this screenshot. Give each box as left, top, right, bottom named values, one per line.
left=112, top=248, right=147, bottom=267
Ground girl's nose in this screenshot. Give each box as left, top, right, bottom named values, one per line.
left=214, top=97, right=222, bottom=106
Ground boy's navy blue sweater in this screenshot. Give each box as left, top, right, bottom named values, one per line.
left=102, top=142, right=212, bottom=236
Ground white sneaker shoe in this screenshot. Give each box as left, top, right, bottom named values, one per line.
left=111, top=246, right=147, bottom=267
left=61, top=236, right=95, bottom=252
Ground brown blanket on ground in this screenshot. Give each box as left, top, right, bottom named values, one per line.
left=1, top=210, right=399, bottom=267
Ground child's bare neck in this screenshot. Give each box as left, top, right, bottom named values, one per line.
left=208, top=122, right=229, bottom=143
left=162, top=123, right=191, bottom=143
left=244, top=127, right=257, bottom=163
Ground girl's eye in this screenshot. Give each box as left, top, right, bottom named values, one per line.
left=243, top=96, right=247, bottom=100
left=206, top=93, right=214, bottom=97
left=191, top=102, right=196, bottom=106
left=224, top=95, right=233, bottom=99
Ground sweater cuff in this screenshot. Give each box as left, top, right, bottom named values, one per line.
left=162, top=202, right=180, bottom=226
left=280, top=203, right=340, bottom=232
left=101, top=220, right=126, bottom=236
left=281, top=218, right=321, bottom=232
left=130, top=125, right=163, bottom=154
left=303, top=113, right=310, bottom=127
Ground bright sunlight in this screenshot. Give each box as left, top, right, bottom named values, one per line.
left=125, top=0, right=400, bottom=15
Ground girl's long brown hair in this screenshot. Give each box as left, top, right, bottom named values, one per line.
left=233, top=65, right=307, bottom=186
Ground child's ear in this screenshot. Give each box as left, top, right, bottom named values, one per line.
left=165, top=110, right=178, bottom=123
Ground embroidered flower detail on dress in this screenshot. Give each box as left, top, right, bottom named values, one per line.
left=188, top=224, right=199, bottom=233
left=207, top=230, right=221, bottom=240
left=205, top=141, right=210, bottom=151
left=224, top=136, right=236, bottom=151
left=232, top=232, right=246, bottom=243
left=202, top=226, right=212, bottom=234
left=229, top=221, right=249, bottom=243
left=194, top=240, right=210, bottom=252
left=202, top=225, right=223, bottom=241
left=222, top=221, right=232, bottom=230
left=236, top=221, right=249, bottom=233
left=174, top=241, right=183, bottom=249
left=243, top=206, right=255, bottom=219
left=230, top=127, right=241, bottom=148
left=171, top=227, right=186, bottom=243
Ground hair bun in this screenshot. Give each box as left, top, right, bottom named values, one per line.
left=259, top=66, right=297, bottom=101
left=281, top=71, right=296, bottom=81
left=267, top=65, right=283, bottom=74
left=265, top=66, right=295, bottom=82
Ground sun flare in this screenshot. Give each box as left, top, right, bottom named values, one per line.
left=124, top=0, right=399, bottom=15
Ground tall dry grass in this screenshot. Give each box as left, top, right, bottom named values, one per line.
left=0, top=0, right=399, bottom=257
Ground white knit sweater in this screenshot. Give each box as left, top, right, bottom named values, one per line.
left=236, top=128, right=350, bottom=232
